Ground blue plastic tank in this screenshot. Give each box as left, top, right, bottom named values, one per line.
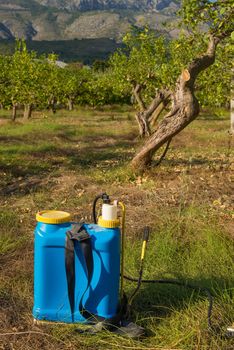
left=33, top=210, right=120, bottom=323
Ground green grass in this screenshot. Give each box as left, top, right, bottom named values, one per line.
left=0, top=210, right=26, bottom=254
left=0, top=107, right=233, bottom=350
left=0, top=107, right=136, bottom=186
left=124, top=206, right=234, bottom=344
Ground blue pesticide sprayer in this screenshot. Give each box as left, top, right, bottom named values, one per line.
left=33, top=194, right=126, bottom=324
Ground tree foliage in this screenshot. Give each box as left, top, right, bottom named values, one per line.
left=0, top=41, right=128, bottom=117
left=0, top=2, right=232, bottom=123
left=109, top=26, right=232, bottom=115
left=180, top=0, right=234, bottom=36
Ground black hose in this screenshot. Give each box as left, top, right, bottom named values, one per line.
left=92, top=195, right=102, bottom=224
left=92, top=193, right=110, bottom=224
left=123, top=274, right=213, bottom=329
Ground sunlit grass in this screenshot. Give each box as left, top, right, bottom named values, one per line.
left=0, top=210, right=26, bottom=254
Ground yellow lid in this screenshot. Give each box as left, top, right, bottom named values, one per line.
left=36, top=210, right=71, bottom=224
left=98, top=216, right=120, bottom=228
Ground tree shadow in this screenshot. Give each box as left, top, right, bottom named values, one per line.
left=197, top=115, right=228, bottom=121
left=19, top=136, right=136, bottom=169
left=0, top=135, right=27, bottom=143
left=0, top=159, right=51, bottom=177
left=154, top=157, right=229, bottom=167
left=0, top=132, right=136, bottom=195
left=0, top=175, right=54, bottom=196
left=128, top=275, right=233, bottom=332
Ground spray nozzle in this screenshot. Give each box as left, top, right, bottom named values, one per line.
left=101, top=193, right=111, bottom=204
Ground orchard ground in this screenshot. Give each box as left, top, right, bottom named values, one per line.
left=0, top=106, right=233, bottom=350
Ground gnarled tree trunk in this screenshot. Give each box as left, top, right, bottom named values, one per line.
left=231, top=97, right=234, bottom=134
left=133, top=84, right=171, bottom=137
left=68, top=98, right=74, bottom=111
left=12, top=104, right=17, bottom=121
left=23, top=104, right=32, bottom=119
left=231, top=71, right=234, bottom=134
left=131, top=35, right=222, bottom=171
left=135, top=111, right=151, bottom=137
left=48, top=97, right=57, bottom=114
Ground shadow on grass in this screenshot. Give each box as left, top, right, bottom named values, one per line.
left=129, top=275, right=233, bottom=330
left=197, top=116, right=228, bottom=121
left=65, top=141, right=134, bottom=167
left=0, top=157, right=54, bottom=196
left=0, top=138, right=134, bottom=169
left=153, top=157, right=229, bottom=167
left=0, top=135, right=27, bottom=143
left=0, top=134, right=135, bottom=195
left=0, top=160, right=51, bottom=177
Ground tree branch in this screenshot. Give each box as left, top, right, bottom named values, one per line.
left=186, top=35, right=218, bottom=85
left=187, top=29, right=233, bottom=86
left=132, top=84, right=146, bottom=111
left=149, top=98, right=171, bottom=127
left=155, top=138, right=172, bottom=166
left=145, top=89, right=172, bottom=121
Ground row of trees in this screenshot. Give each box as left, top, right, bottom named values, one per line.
left=0, top=29, right=232, bottom=124
left=0, top=41, right=128, bottom=120
left=0, top=0, right=233, bottom=170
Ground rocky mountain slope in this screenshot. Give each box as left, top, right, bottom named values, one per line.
left=0, top=0, right=180, bottom=41
left=35, top=0, right=179, bottom=11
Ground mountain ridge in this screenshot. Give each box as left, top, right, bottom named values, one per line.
left=33, top=0, right=179, bottom=12
left=0, top=0, right=180, bottom=41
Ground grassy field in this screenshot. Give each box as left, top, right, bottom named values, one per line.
left=0, top=106, right=233, bottom=350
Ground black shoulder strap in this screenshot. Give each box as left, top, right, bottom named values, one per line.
left=65, top=223, right=93, bottom=322
left=65, top=223, right=126, bottom=326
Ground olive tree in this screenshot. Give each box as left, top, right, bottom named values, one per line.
left=0, top=55, right=11, bottom=110
left=130, top=0, right=233, bottom=170
left=1, top=41, right=60, bottom=120
left=60, top=65, right=92, bottom=110
left=8, top=41, right=48, bottom=120
left=110, top=28, right=173, bottom=137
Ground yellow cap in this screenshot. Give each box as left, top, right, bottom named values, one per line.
left=36, top=210, right=71, bottom=224
left=98, top=216, right=120, bottom=228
